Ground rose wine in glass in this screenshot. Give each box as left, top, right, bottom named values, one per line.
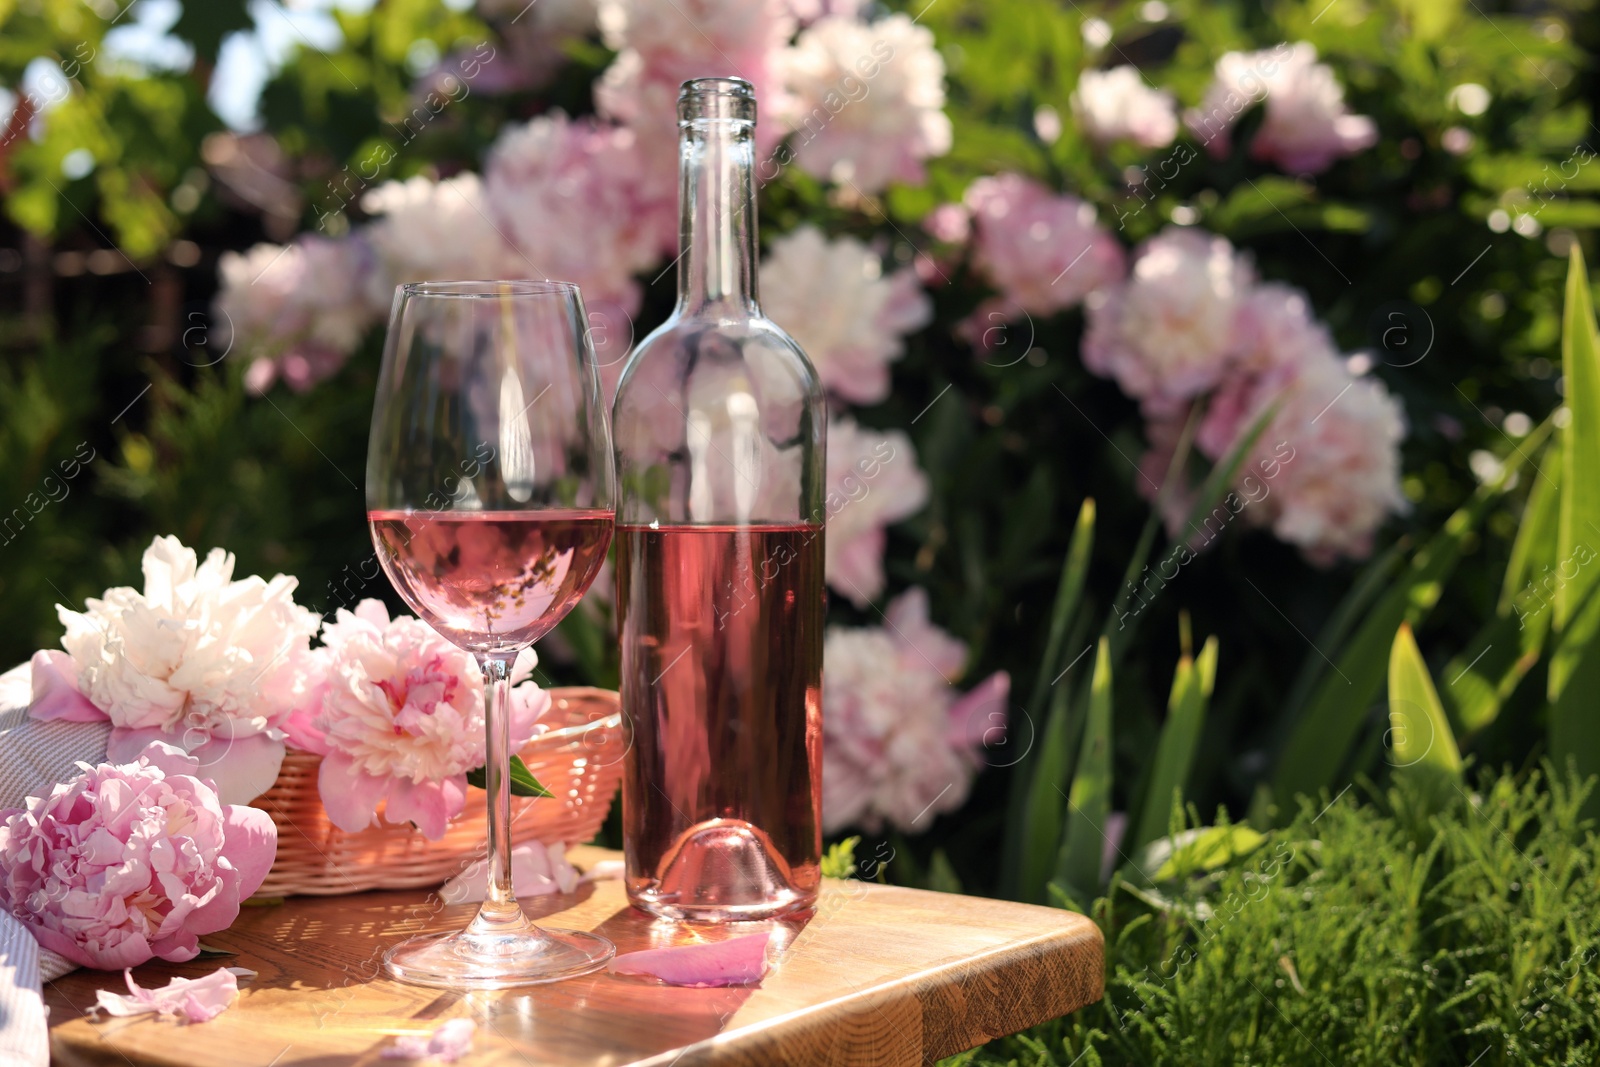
left=612, top=79, right=826, bottom=921
left=367, top=279, right=616, bottom=987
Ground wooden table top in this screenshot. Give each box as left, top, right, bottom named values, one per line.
left=44, top=847, right=1102, bottom=1067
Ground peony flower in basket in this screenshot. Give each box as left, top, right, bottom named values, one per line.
left=38, top=535, right=322, bottom=805
left=282, top=600, right=550, bottom=841
left=0, top=743, right=275, bottom=970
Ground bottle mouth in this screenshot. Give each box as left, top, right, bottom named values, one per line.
left=678, top=77, right=757, bottom=125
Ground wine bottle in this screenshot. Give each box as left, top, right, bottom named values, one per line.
left=612, top=77, right=826, bottom=922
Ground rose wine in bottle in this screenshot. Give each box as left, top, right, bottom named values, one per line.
left=612, top=78, right=826, bottom=921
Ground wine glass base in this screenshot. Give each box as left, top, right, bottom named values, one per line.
left=383, top=927, right=615, bottom=989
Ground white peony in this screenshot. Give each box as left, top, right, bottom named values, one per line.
left=760, top=225, right=931, bottom=405
left=777, top=14, right=952, bottom=193
left=1070, top=66, right=1179, bottom=148
left=825, top=417, right=929, bottom=606
left=1082, top=226, right=1255, bottom=404
left=361, top=173, right=517, bottom=300
left=55, top=536, right=323, bottom=803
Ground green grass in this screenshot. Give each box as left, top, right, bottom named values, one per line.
left=951, top=768, right=1600, bottom=1067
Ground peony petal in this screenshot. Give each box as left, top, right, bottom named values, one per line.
left=510, top=647, right=539, bottom=686
left=182, top=804, right=278, bottom=933
left=610, top=932, right=772, bottom=988
left=317, top=755, right=388, bottom=833
left=947, top=671, right=1010, bottom=753
left=28, top=650, right=107, bottom=722
left=438, top=841, right=580, bottom=904
left=134, top=740, right=202, bottom=779
left=382, top=776, right=464, bottom=841
left=94, top=967, right=241, bottom=1023
left=188, top=732, right=286, bottom=806
left=382, top=1018, right=476, bottom=1062
left=105, top=726, right=177, bottom=765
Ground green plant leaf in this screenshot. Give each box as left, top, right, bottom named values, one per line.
left=1551, top=244, right=1600, bottom=699
left=464, top=755, right=553, bottom=799
left=1129, top=824, right=1266, bottom=883
left=1054, top=639, right=1113, bottom=903
left=1129, top=636, right=1218, bottom=855
left=820, top=836, right=860, bottom=880
left=1387, top=623, right=1463, bottom=808
left=1270, top=416, right=1552, bottom=817
left=1003, top=498, right=1095, bottom=897
left=1443, top=451, right=1560, bottom=737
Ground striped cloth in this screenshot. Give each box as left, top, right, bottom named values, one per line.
left=0, top=660, right=112, bottom=1067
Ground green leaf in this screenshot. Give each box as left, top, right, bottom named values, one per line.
left=926, top=849, right=964, bottom=894
left=820, top=836, right=860, bottom=880
left=1443, top=448, right=1561, bottom=737
left=1129, top=636, right=1218, bottom=854
left=1551, top=244, right=1600, bottom=698
left=1004, top=499, right=1095, bottom=900
left=464, top=755, right=553, bottom=799
left=1054, top=639, right=1114, bottom=901
left=194, top=943, right=237, bottom=959
left=172, top=0, right=255, bottom=65
left=1387, top=623, right=1463, bottom=808
left=1270, top=418, right=1552, bottom=817
left=1128, top=825, right=1266, bottom=884
left=1550, top=602, right=1600, bottom=797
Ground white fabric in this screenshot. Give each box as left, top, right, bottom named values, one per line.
left=0, top=660, right=113, bottom=1065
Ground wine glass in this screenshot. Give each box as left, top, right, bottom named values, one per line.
left=367, top=279, right=616, bottom=987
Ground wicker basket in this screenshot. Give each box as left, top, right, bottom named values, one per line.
left=250, top=687, right=624, bottom=897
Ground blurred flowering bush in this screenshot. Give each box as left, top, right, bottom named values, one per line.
left=1, top=0, right=1596, bottom=892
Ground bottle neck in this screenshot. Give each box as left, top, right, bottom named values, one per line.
left=677, top=118, right=759, bottom=316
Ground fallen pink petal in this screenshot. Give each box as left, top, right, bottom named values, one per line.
left=609, top=932, right=773, bottom=988
left=92, top=966, right=253, bottom=1024
left=381, top=1018, right=477, bottom=1062
left=437, top=842, right=579, bottom=904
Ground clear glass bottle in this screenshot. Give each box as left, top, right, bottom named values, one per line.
left=612, top=77, right=826, bottom=921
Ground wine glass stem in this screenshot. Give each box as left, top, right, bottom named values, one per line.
left=477, top=652, right=521, bottom=926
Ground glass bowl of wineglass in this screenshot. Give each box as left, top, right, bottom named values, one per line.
left=367, top=279, right=615, bottom=987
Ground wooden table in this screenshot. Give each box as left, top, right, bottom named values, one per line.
left=44, top=847, right=1102, bottom=1067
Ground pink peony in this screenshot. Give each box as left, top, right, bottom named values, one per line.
left=283, top=601, right=550, bottom=840
left=824, top=418, right=930, bottom=607
left=485, top=111, right=672, bottom=316
left=1204, top=350, right=1407, bottom=562
left=214, top=235, right=379, bottom=394
left=597, top=0, right=794, bottom=184
left=46, top=536, right=322, bottom=806
left=1185, top=42, right=1377, bottom=174
left=962, top=173, right=1126, bottom=332
left=760, top=225, right=931, bottom=404
left=0, top=745, right=276, bottom=970
left=610, top=931, right=771, bottom=987
left=776, top=14, right=952, bottom=193
left=822, top=589, right=1009, bottom=833
left=1082, top=226, right=1254, bottom=403
left=1070, top=66, right=1179, bottom=148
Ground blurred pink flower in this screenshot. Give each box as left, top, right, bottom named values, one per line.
left=1202, top=350, right=1407, bottom=561
left=1082, top=227, right=1253, bottom=403
left=962, top=173, right=1125, bottom=334
left=825, top=418, right=929, bottom=607
left=822, top=589, right=1009, bottom=833
left=0, top=745, right=276, bottom=970
left=214, top=235, right=379, bottom=394
left=485, top=112, right=672, bottom=314
left=94, top=966, right=252, bottom=1023
left=777, top=14, right=952, bottom=193
left=283, top=600, right=549, bottom=840
left=1070, top=66, right=1179, bottom=148
left=780, top=0, right=863, bottom=23
left=47, top=536, right=322, bottom=805
left=597, top=0, right=794, bottom=184
left=362, top=173, right=516, bottom=294
left=439, top=841, right=579, bottom=904
left=760, top=226, right=931, bottom=404
left=1186, top=42, right=1377, bottom=174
